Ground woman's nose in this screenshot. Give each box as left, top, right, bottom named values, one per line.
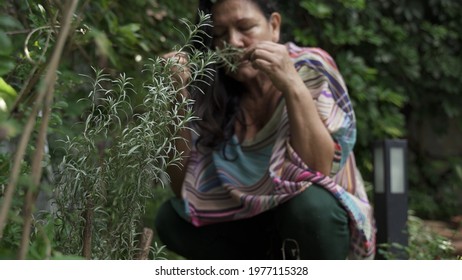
left=227, top=29, right=245, bottom=48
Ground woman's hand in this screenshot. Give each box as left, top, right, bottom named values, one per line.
left=243, top=41, right=303, bottom=94
left=162, top=51, right=191, bottom=93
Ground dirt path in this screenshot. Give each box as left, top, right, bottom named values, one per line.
left=424, top=216, right=462, bottom=258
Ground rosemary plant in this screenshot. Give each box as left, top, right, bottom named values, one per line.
left=215, top=42, right=245, bottom=73
left=53, top=13, right=217, bottom=259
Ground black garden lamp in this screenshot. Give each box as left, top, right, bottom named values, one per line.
left=373, top=139, right=409, bottom=259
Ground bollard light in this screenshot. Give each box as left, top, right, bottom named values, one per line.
left=373, top=139, right=408, bottom=259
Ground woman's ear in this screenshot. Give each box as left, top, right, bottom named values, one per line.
left=269, top=12, right=282, bottom=42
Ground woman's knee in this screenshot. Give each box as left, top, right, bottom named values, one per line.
left=279, top=185, right=347, bottom=222
left=276, top=185, right=350, bottom=259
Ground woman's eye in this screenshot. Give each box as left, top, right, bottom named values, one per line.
left=240, top=25, right=254, bottom=32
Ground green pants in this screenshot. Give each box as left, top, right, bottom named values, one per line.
left=155, top=184, right=349, bottom=259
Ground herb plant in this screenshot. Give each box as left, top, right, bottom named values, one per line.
left=378, top=212, right=457, bottom=260
left=53, top=13, right=217, bottom=259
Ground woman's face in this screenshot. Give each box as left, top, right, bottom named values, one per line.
left=211, top=0, right=280, bottom=81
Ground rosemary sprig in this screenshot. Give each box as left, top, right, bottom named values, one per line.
left=215, top=42, right=245, bottom=73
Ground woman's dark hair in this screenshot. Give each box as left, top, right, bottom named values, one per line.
left=198, top=0, right=278, bottom=21
left=191, top=0, right=278, bottom=155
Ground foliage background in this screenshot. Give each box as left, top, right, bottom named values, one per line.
left=0, top=0, right=461, bottom=259
left=280, top=0, right=462, bottom=218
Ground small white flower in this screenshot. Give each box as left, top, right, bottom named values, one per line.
left=0, top=98, right=7, bottom=111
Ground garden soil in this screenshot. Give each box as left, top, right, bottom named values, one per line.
left=423, top=215, right=462, bottom=258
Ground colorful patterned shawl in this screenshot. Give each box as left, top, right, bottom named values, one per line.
left=180, top=42, right=376, bottom=259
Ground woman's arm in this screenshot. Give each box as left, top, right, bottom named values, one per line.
left=283, top=78, right=335, bottom=175
left=163, top=52, right=193, bottom=197
left=246, top=42, right=335, bottom=175
left=167, top=125, right=191, bottom=198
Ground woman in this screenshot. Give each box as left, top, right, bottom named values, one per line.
left=155, top=0, right=375, bottom=260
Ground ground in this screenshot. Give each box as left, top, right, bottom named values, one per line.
left=424, top=215, right=462, bottom=258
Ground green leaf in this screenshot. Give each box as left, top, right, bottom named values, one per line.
left=53, top=101, right=69, bottom=109
left=89, top=28, right=118, bottom=67
left=117, top=24, right=141, bottom=46
left=0, top=31, right=13, bottom=55
left=0, top=15, right=23, bottom=29
left=300, top=1, right=332, bottom=18
left=0, top=55, right=15, bottom=76
left=339, top=0, right=365, bottom=9
left=0, top=77, right=17, bottom=106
